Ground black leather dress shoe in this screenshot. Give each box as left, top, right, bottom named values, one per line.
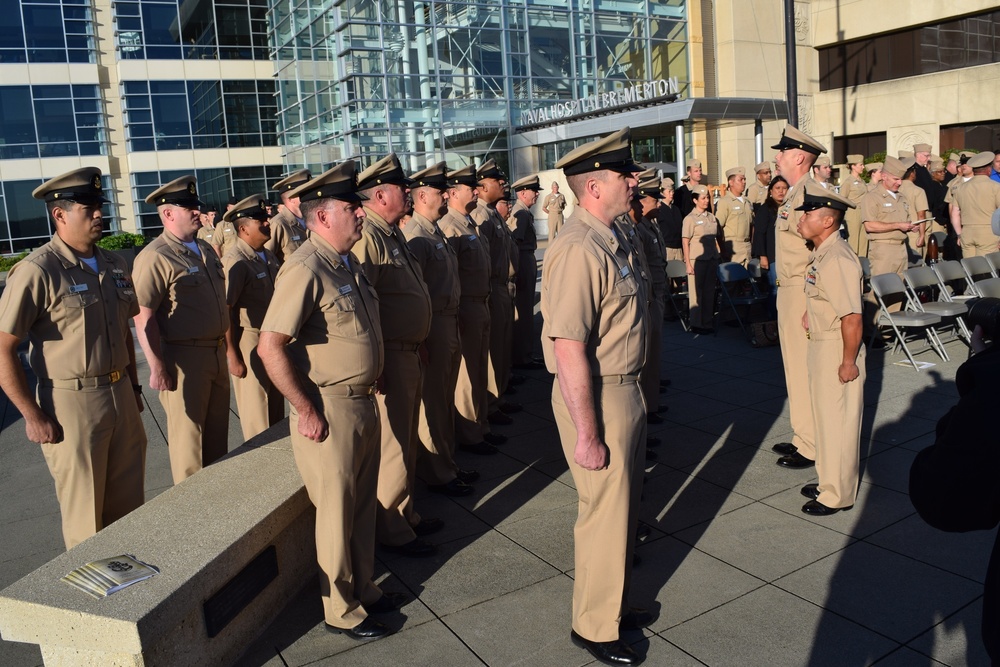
left=499, top=401, right=522, bottom=414
left=456, top=468, right=480, bottom=483
left=771, top=442, right=797, bottom=456
left=382, top=538, right=436, bottom=557
left=646, top=412, right=664, bottom=425
left=428, top=479, right=475, bottom=496
left=800, top=483, right=819, bottom=500
left=413, top=517, right=444, bottom=536
left=776, top=452, right=815, bottom=469
left=483, top=432, right=507, bottom=446
left=488, top=411, right=513, bottom=425
left=802, top=499, right=852, bottom=516
left=459, top=441, right=498, bottom=455
left=325, top=617, right=392, bottom=640
left=365, top=591, right=408, bottom=613
left=620, top=608, right=655, bottom=630
left=570, top=631, right=639, bottom=665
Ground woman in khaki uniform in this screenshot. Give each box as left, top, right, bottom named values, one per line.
left=682, top=185, right=721, bottom=333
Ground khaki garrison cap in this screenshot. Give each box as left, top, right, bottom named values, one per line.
left=512, top=174, right=540, bottom=192
left=968, top=151, right=996, bottom=169
left=725, top=167, right=745, bottom=179
left=357, top=153, right=412, bottom=191
left=476, top=159, right=506, bottom=182
left=929, top=160, right=945, bottom=172
left=753, top=162, right=771, bottom=173
left=556, top=127, right=642, bottom=176
left=771, top=125, right=827, bottom=156
left=913, top=143, right=932, bottom=154
left=882, top=156, right=907, bottom=179
left=222, top=193, right=270, bottom=224
left=814, top=155, right=832, bottom=167
left=662, top=177, right=675, bottom=189
left=287, top=161, right=365, bottom=203
left=409, top=162, right=449, bottom=190
left=865, top=162, right=883, bottom=173
left=690, top=184, right=709, bottom=196
left=795, top=183, right=856, bottom=212
left=898, top=150, right=914, bottom=160
left=272, top=169, right=311, bottom=194
left=687, top=159, right=702, bottom=170
left=32, top=167, right=108, bottom=205
left=146, top=175, right=204, bottom=209
left=846, top=154, right=864, bottom=165
left=447, top=164, right=479, bottom=188
left=637, top=177, right=664, bottom=199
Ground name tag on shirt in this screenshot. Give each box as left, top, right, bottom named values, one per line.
left=188, top=265, right=200, bottom=274
left=435, top=242, right=444, bottom=249
left=70, top=284, right=89, bottom=294
left=620, top=266, right=631, bottom=278
left=391, top=248, right=400, bottom=257
left=884, top=203, right=893, bottom=207
left=256, top=271, right=267, bottom=279
left=339, top=284, right=353, bottom=295
left=696, top=220, right=705, bottom=225
left=468, top=234, right=477, bottom=241
left=292, top=235, right=301, bottom=241
left=734, top=206, right=742, bottom=211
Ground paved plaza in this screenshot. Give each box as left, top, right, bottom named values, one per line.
left=0, top=276, right=993, bottom=666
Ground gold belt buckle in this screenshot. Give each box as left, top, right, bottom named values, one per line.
left=109, top=370, right=121, bottom=383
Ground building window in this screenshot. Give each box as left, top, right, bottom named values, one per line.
left=131, top=165, right=283, bottom=234
left=114, top=0, right=269, bottom=61
left=0, top=85, right=106, bottom=159
left=818, top=9, right=1000, bottom=91
left=832, top=133, right=887, bottom=163
left=122, top=80, right=277, bottom=151
left=0, top=0, right=96, bottom=64
left=940, top=120, right=1000, bottom=154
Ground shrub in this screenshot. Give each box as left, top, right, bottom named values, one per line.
left=97, top=232, right=147, bottom=251
left=0, top=251, right=30, bottom=273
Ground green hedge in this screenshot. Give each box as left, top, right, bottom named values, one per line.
left=0, top=251, right=30, bottom=273
left=96, top=232, right=146, bottom=251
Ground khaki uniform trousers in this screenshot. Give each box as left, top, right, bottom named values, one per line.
left=641, top=295, right=665, bottom=411
left=866, top=241, right=907, bottom=320
left=776, top=284, right=816, bottom=460
left=232, top=329, right=285, bottom=441
left=487, top=283, right=514, bottom=413
left=549, top=214, right=564, bottom=238
left=290, top=392, right=382, bottom=629
left=416, top=313, right=462, bottom=485
left=808, top=333, right=866, bottom=508
left=961, top=225, right=1000, bottom=257
left=553, top=377, right=645, bottom=642
left=513, top=250, right=538, bottom=365
left=375, top=346, right=422, bottom=546
left=729, top=241, right=751, bottom=267
left=160, top=342, right=230, bottom=484
left=687, top=258, right=718, bottom=330
left=456, top=297, right=490, bottom=445
left=845, top=209, right=868, bottom=257
left=38, top=378, right=146, bottom=549
left=665, top=248, right=684, bottom=262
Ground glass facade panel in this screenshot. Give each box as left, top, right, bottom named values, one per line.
left=0, top=0, right=96, bottom=63
left=0, top=85, right=106, bottom=159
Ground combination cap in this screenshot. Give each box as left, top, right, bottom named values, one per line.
left=145, top=175, right=204, bottom=209
left=476, top=159, right=506, bottom=182
left=287, top=161, right=366, bottom=203
left=794, top=183, right=856, bottom=212
left=555, top=127, right=642, bottom=176
left=272, top=169, right=312, bottom=194
left=771, top=125, right=827, bottom=156
left=447, top=164, right=479, bottom=188
left=409, top=162, right=449, bottom=190
left=356, top=153, right=412, bottom=191
left=511, top=174, right=540, bottom=192
left=32, top=167, right=108, bottom=205
left=222, top=193, right=271, bottom=223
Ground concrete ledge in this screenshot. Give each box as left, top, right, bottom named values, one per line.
left=0, top=421, right=317, bottom=666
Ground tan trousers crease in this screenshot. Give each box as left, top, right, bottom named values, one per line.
left=808, top=336, right=865, bottom=508
left=552, top=377, right=645, bottom=643
left=38, top=379, right=147, bottom=549
left=291, top=393, right=381, bottom=629
left=455, top=298, right=490, bottom=445
left=513, top=251, right=538, bottom=364
left=487, top=286, right=513, bottom=412
left=641, top=296, right=664, bottom=411
left=233, top=328, right=285, bottom=441
left=416, top=314, right=461, bottom=485
left=159, top=343, right=230, bottom=484
left=376, top=348, right=422, bottom=545
left=776, top=285, right=816, bottom=459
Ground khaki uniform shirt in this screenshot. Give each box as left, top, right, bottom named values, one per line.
left=842, top=175, right=868, bottom=206
left=944, top=176, right=972, bottom=205
left=860, top=184, right=909, bottom=241
left=715, top=193, right=753, bottom=243
left=0, top=234, right=138, bottom=380
left=899, top=180, right=929, bottom=221
left=211, top=220, right=238, bottom=256
left=134, top=230, right=228, bottom=341
left=804, top=233, right=864, bottom=336
left=438, top=208, right=491, bottom=299
left=266, top=207, right=308, bottom=264
left=197, top=225, right=215, bottom=244
left=509, top=200, right=538, bottom=252
left=403, top=212, right=461, bottom=314
left=746, top=181, right=769, bottom=208
left=540, top=207, right=647, bottom=377
left=261, top=234, right=383, bottom=389
left=952, top=175, right=1000, bottom=230
left=222, top=238, right=279, bottom=332
left=472, top=200, right=517, bottom=285
left=775, top=175, right=817, bottom=285
left=354, top=208, right=432, bottom=345
left=681, top=210, right=720, bottom=261
left=543, top=192, right=566, bottom=221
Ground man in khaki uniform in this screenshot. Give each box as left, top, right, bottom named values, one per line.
left=134, top=176, right=230, bottom=484
left=354, top=153, right=437, bottom=558
left=795, top=186, right=865, bottom=516
left=0, top=168, right=146, bottom=549
left=771, top=125, right=826, bottom=469
left=472, top=159, right=519, bottom=425
left=509, top=174, right=542, bottom=367
left=746, top=162, right=773, bottom=208
left=542, top=127, right=647, bottom=666
left=211, top=216, right=238, bottom=258
left=542, top=181, right=567, bottom=238
left=403, top=162, right=476, bottom=497
left=861, top=156, right=914, bottom=281
left=945, top=152, right=975, bottom=243
left=899, top=158, right=929, bottom=261
left=258, top=162, right=400, bottom=641
left=197, top=205, right=217, bottom=244
left=953, top=151, right=1000, bottom=257
left=716, top=167, right=754, bottom=266
left=266, top=169, right=311, bottom=264
left=438, top=165, right=498, bottom=455
left=221, top=194, right=283, bottom=442
left=812, top=155, right=833, bottom=188
left=841, top=154, right=869, bottom=256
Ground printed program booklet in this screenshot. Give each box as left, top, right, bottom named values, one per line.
left=61, top=555, right=160, bottom=600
